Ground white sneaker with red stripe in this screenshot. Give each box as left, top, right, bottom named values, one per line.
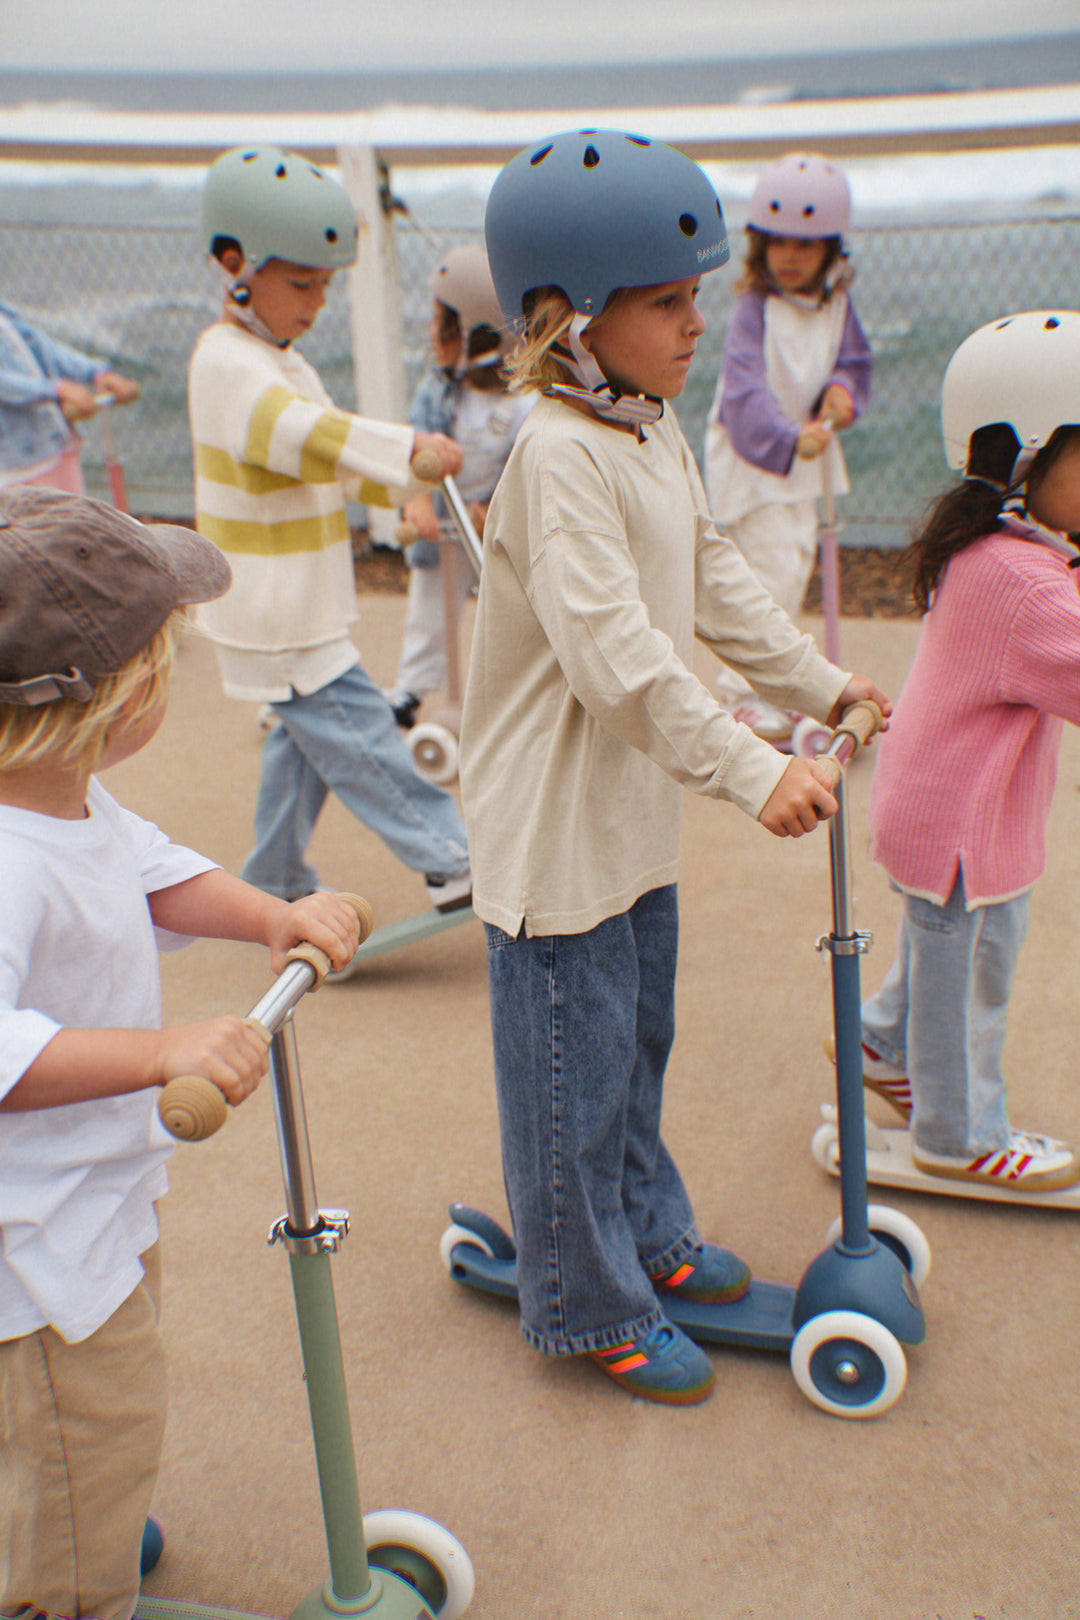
left=912, top=1129, right=1080, bottom=1192
left=822, top=1035, right=913, bottom=1122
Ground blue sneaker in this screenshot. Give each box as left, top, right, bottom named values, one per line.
left=654, top=1244, right=751, bottom=1304
left=140, top=1515, right=164, bottom=1577
left=590, top=1321, right=714, bottom=1405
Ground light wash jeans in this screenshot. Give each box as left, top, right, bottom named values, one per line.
left=861, top=874, right=1028, bottom=1155
left=484, top=885, right=702, bottom=1356
left=240, top=665, right=469, bottom=901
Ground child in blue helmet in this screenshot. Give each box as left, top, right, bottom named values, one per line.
left=188, top=147, right=471, bottom=912
left=459, top=130, right=890, bottom=1405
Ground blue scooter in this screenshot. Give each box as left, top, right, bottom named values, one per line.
left=440, top=703, right=929, bottom=1419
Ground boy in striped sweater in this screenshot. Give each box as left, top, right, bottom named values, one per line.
left=188, top=146, right=471, bottom=911
left=860, top=312, right=1080, bottom=1192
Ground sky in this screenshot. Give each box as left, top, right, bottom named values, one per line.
left=3, top=0, right=1078, bottom=74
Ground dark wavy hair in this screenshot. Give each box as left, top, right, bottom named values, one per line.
left=904, top=423, right=1080, bottom=613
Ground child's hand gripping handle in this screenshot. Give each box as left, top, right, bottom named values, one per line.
left=814, top=700, right=883, bottom=791
left=156, top=893, right=376, bottom=1143
left=408, top=450, right=484, bottom=579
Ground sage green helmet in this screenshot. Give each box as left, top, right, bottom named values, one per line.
left=202, top=145, right=359, bottom=271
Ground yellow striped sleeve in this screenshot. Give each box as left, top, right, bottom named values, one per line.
left=244, top=385, right=297, bottom=472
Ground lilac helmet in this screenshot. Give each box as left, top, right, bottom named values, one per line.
left=747, top=153, right=851, bottom=241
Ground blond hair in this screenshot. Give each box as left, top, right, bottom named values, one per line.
left=505, top=285, right=648, bottom=396
left=0, top=611, right=182, bottom=773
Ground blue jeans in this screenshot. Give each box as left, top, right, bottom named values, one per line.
left=485, top=885, right=701, bottom=1356
left=861, top=874, right=1028, bottom=1155
left=240, top=665, right=469, bottom=901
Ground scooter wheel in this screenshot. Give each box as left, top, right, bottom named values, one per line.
left=824, top=1205, right=931, bottom=1291
left=439, top=1223, right=495, bottom=1272
left=409, top=723, right=459, bottom=785
left=790, top=1309, right=907, bottom=1419
left=790, top=715, right=835, bottom=759
left=363, top=1509, right=475, bottom=1618
left=811, top=1121, right=840, bottom=1175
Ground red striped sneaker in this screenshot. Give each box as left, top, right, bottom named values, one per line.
left=590, top=1322, right=714, bottom=1405
left=912, top=1129, right=1080, bottom=1191
left=654, top=1243, right=751, bottom=1304
left=823, top=1034, right=912, bottom=1122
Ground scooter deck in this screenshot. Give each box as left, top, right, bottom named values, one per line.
left=814, top=1107, right=1080, bottom=1209
left=136, top=1600, right=274, bottom=1620
left=329, top=905, right=476, bottom=979
left=444, top=1230, right=797, bottom=1352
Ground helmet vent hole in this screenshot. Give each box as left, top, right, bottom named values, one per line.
left=325, top=228, right=338, bottom=243
left=679, top=213, right=698, bottom=238
left=626, top=135, right=651, bottom=147
left=583, top=146, right=600, bottom=168
left=275, top=164, right=287, bottom=179
left=769, top=200, right=781, bottom=213
left=530, top=145, right=553, bottom=167
left=803, top=205, right=815, bottom=217
left=241, top=152, right=258, bottom=163
left=1046, top=316, right=1061, bottom=329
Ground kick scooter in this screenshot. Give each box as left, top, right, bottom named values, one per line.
left=441, top=704, right=929, bottom=1419
left=395, top=470, right=484, bottom=789
left=329, top=456, right=481, bottom=979
left=149, top=894, right=475, bottom=1619
left=774, top=417, right=845, bottom=759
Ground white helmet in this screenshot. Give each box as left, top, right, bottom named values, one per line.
left=747, top=153, right=851, bottom=241
left=429, top=243, right=507, bottom=347
left=941, top=311, right=1080, bottom=480
left=202, top=145, right=359, bottom=272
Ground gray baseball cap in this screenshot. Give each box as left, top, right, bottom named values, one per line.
left=0, top=486, right=232, bottom=707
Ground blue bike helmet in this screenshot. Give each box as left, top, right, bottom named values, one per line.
left=484, top=129, right=730, bottom=322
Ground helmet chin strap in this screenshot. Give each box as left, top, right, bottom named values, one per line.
left=548, top=313, right=664, bottom=427
left=211, top=258, right=288, bottom=348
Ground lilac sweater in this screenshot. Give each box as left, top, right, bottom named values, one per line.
left=870, top=528, right=1080, bottom=908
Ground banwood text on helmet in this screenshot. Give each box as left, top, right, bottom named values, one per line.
left=941, top=311, right=1080, bottom=483
left=747, top=153, right=851, bottom=241
left=484, top=128, right=730, bottom=323
left=202, top=145, right=359, bottom=272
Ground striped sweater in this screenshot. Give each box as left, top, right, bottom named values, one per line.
left=188, top=321, right=415, bottom=655
left=869, top=528, right=1080, bottom=908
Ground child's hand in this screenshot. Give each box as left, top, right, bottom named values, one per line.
left=795, top=420, right=832, bottom=460
left=413, top=432, right=464, bottom=481
left=403, top=492, right=440, bottom=544
left=467, top=499, right=488, bottom=539
left=825, top=676, right=892, bottom=732
left=55, top=380, right=98, bottom=422
left=156, top=1017, right=269, bottom=1106
left=266, top=892, right=362, bottom=975
left=758, top=758, right=838, bottom=837
left=821, top=384, right=855, bottom=431
left=95, top=370, right=140, bottom=405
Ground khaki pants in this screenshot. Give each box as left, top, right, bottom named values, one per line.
left=0, top=1243, right=167, bottom=1620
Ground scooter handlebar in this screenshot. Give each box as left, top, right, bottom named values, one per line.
left=814, top=700, right=883, bottom=789
left=156, top=892, right=375, bottom=1143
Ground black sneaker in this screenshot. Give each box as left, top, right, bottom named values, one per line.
left=386, top=689, right=420, bottom=729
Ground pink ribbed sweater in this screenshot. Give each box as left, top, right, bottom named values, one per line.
left=870, top=529, right=1080, bottom=908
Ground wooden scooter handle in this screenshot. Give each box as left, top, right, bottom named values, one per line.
left=156, top=893, right=375, bottom=1142
left=410, top=448, right=445, bottom=484
left=814, top=701, right=883, bottom=790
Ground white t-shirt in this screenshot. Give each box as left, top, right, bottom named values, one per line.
left=0, top=779, right=216, bottom=1343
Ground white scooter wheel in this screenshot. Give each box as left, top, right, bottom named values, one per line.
left=439, top=1222, right=495, bottom=1271
left=824, top=1204, right=931, bottom=1290
left=811, top=1121, right=840, bottom=1174
left=363, top=1508, right=475, bottom=1618
left=409, top=723, right=459, bottom=784
left=791, top=715, right=835, bottom=759
left=790, top=1309, right=907, bottom=1419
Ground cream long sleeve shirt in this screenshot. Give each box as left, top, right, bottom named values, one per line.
left=459, top=395, right=849, bottom=937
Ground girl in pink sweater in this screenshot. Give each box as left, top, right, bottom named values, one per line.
left=860, top=311, right=1080, bottom=1192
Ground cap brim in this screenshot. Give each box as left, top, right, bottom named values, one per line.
left=145, top=522, right=232, bottom=605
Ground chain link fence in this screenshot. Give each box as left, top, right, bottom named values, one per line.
left=3, top=209, right=1077, bottom=542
